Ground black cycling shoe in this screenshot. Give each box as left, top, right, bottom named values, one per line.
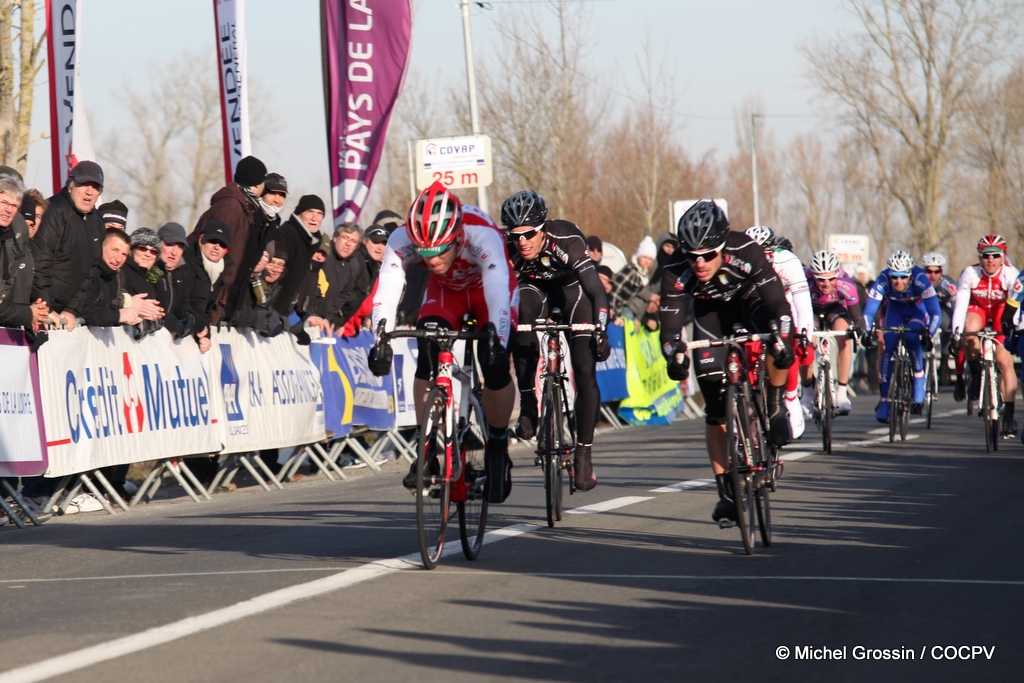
left=402, top=457, right=440, bottom=490
left=953, top=374, right=966, bottom=402
left=969, top=364, right=982, bottom=402
left=911, top=402, right=924, bottom=416
left=515, top=393, right=538, bottom=441
left=573, top=444, right=597, bottom=492
left=712, top=498, right=738, bottom=526
left=766, top=387, right=792, bottom=447
left=483, top=438, right=513, bottom=504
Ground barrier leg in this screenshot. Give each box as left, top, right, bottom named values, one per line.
left=176, top=460, right=212, bottom=501
left=214, top=455, right=241, bottom=490
left=387, top=430, right=417, bottom=464
left=360, top=439, right=386, bottom=472
left=165, top=459, right=203, bottom=503
left=79, top=474, right=117, bottom=515
left=57, top=476, right=83, bottom=515
left=301, top=446, right=337, bottom=481
left=278, top=447, right=305, bottom=481
left=237, top=454, right=273, bottom=492
left=45, top=476, right=72, bottom=516
left=0, top=480, right=40, bottom=526
left=131, top=463, right=164, bottom=506
left=250, top=454, right=285, bottom=490
left=0, top=494, right=26, bottom=529
left=91, top=469, right=130, bottom=512
left=314, top=443, right=349, bottom=479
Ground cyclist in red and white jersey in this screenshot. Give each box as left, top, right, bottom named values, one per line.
left=950, top=234, right=1019, bottom=436
left=745, top=226, right=813, bottom=438
left=369, top=181, right=520, bottom=503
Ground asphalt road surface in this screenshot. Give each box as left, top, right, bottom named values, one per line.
left=2, top=392, right=1022, bottom=682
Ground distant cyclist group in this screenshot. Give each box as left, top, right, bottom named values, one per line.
left=365, top=186, right=1020, bottom=537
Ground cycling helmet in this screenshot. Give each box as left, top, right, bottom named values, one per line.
left=977, top=234, right=1008, bottom=253
left=677, top=200, right=729, bottom=251
left=886, top=249, right=915, bottom=274
left=775, top=235, right=795, bottom=252
left=500, top=190, right=547, bottom=228
left=920, top=252, right=946, bottom=268
left=406, top=181, right=463, bottom=257
left=744, top=225, right=776, bottom=248
left=810, top=250, right=840, bottom=275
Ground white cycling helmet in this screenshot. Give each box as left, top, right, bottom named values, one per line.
left=745, top=225, right=775, bottom=247
left=887, top=249, right=915, bottom=274
left=920, top=252, right=946, bottom=268
left=810, top=250, right=840, bottom=275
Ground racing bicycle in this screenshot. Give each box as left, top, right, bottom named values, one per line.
left=377, top=321, right=491, bottom=569
left=961, top=330, right=1002, bottom=453
left=805, top=328, right=858, bottom=454
left=877, top=326, right=928, bottom=443
left=516, top=310, right=594, bottom=527
left=677, top=328, right=781, bottom=554
left=923, top=332, right=941, bottom=429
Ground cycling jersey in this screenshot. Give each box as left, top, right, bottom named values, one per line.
left=862, top=266, right=942, bottom=336
left=512, top=219, right=609, bottom=326
left=950, top=263, right=1019, bottom=334
left=769, top=248, right=812, bottom=335
left=805, top=267, right=866, bottom=331
left=373, top=205, right=518, bottom=347
left=933, top=274, right=957, bottom=314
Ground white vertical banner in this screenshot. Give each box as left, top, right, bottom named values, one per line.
left=213, top=0, right=252, bottom=185
left=46, top=0, right=95, bottom=195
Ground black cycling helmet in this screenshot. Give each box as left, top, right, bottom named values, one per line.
left=775, top=235, right=795, bottom=253
left=500, top=190, right=548, bottom=228
left=676, top=200, right=730, bottom=251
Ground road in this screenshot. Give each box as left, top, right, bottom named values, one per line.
left=1, top=392, right=1022, bottom=682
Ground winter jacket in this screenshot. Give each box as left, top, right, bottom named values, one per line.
left=272, top=214, right=321, bottom=316
left=79, top=260, right=124, bottom=327
left=178, top=243, right=228, bottom=334
left=30, top=188, right=105, bottom=314
left=317, top=247, right=370, bottom=327
left=0, top=214, right=34, bottom=327
left=119, top=257, right=167, bottom=332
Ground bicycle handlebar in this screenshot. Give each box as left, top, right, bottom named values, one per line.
left=876, top=326, right=929, bottom=335
left=375, top=320, right=494, bottom=345
left=679, top=332, right=774, bottom=352
left=960, top=330, right=1001, bottom=338
left=516, top=321, right=597, bottom=333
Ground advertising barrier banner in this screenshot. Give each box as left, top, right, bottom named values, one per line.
left=332, top=331, right=395, bottom=431
left=310, top=340, right=353, bottom=438
left=617, top=325, right=683, bottom=426
left=596, top=322, right=628, bottom=402
left=36, top=327, right=223, bottom=477
left=0, top=329, right=47, bottom=477
left=208, top=327, right=325, bottom=453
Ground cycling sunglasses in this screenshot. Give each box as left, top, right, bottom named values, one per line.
left=509, top=228, right=542, bottom=242
left=889, top=273, right=911, bottom=280
left=925, top=268, right=942, bottom=275
left=815, top=275, right=838, bottom=283
left=684, top=245, right=724, bottom=263
left=981, top=252, right=1003, bottom=260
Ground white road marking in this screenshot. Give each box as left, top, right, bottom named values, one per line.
left=650, top=479, right=714, bottom=493
left=842, top=434, right=920, bottom=447
left=565, top=496, right=654, bottom=514
left=780, top=450, right=813, bottom=461
left=428, top=572, right=1024, bottom=586
left=867, top=409, right=962, bottom=434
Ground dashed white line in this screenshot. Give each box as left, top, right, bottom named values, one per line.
left=566, top=496, right=655, bottom=514
left=650, top=479, right=714, bottom=493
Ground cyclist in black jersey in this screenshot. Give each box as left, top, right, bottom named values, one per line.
left=502, top=190, right=611, bottom=492
left=658, top=200, right=796, bottom=524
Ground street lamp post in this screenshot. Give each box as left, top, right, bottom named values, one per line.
left=751, top=112, right=762, bottom=228
left=460, top=1, right=488, bottom=214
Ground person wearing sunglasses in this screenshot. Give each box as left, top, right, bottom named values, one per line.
left=745, top=225, right=814, bottom=439
left=862, top=250, right=942, bottom=424
left=920, top=252, right=958, bottom=384
left=501, top=189, right=610, bottom=492
left=659, top=200, right=796, bottom=526
left=950, top=234, right=1019, bottom=437
left=799, top=250, right=867, bottom=419
left=369, top=181, right=519, bottom=504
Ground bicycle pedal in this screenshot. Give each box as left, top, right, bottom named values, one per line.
left=718, top=519, right=736, bottom=529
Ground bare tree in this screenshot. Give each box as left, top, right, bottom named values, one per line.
left=782, top=133, right=838, bottom=257
left=0, top=0, right=45, bottom=173
left=802, top=0, right=1023, bottom=256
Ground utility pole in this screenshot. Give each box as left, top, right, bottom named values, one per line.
left=751, top=113, right=762, bottom=227
left=460, top=1, right=488, bottom=215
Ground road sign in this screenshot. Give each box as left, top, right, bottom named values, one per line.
left=827, top=234, right=871, bottom=264
left=671, top=199, right=729, bottom=232
left=414, top=135, right=492, bottom=190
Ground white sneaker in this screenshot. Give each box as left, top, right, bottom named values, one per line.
left=67, top=493, right=104, bottom=514
left=786, top=395, right=805, bottom=439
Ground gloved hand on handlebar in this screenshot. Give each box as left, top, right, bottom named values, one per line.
left=947, top=332, right=961, bottom=359
left=481, top=322, right=508, bottom=369
left=920, top=331, right=934, bottom=352
left=594, top=325, right=611, bottom=362
left=663, top=342, right=688, bottom=385
left=769, top=317, right=795, bottom=370
left=860, top=326, right=876, bottom=350
left=367, top=341, right=393, bottom=376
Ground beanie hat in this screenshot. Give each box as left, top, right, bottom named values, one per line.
left=634, top=236, right=657, bottom=261
left=295, top=194, right=326, bottom=215
left=19, top=195, right=36, bottom=223
left=586, top=235, right=603, bottom=252
left=130, top=227, right=162, bottom=252
left=233, top=156, right=267, bottom=187
left=263, top=172, right=288, bottom=195
left=98, top=200, right=129, bottom=226
left=372, top=209, right=403, bottom=233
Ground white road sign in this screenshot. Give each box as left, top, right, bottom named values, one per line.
left=827, top=234, right=871, bottom=264
left=414, top=135, right=492, bottom=190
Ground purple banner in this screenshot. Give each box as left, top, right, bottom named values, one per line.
left=0, top=328, right=48, bottom=478
left=322, top=0, right=413, bottom=225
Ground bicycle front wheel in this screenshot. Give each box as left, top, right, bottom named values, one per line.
left=458, top=393, right=489, bottom=560
left=539, top=377, right=565, bottom=527
left=417, top=386, right=451, bottom=569
left=820, top=364, right=833, bottom=454
left=925, top=355, right=936, bottom=429
left=899, top=354, right=912, bottom=441
left=756, top=485, right=771, bottom=547
left=726, top=384, right=756, bottom=555
left=980, top=366, right=998, bottom=453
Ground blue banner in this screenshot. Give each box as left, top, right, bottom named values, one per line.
left=596, top=322, right=628, bottom=402
left=310, top=341, right=352, bottom=438
left=336, top=331, right=396, bottom=431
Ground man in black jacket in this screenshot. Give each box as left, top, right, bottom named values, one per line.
left=158, top=222, right=209, bottom=342
left=79, top=230, right=161, bottom=327
left=272, top=194, right=325, bottom=317
left=0, top=173, right=48, bottom=328
left=179, top=221, right=233, bottom=352
left=31, top=161, right=106, bottom=329
left=318, top=222, right=370, bottom=329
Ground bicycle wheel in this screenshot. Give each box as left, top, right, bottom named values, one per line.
left=458, top=393, right=489, bottom=560
left=899, top=354, right=912, bottom=441
left=756, top=485, right=771, bottom=547
left=726, top=384, right=756, bottom=555
left=538, top=377, right=564, bottom=528
left=417, top=386, right=451, bottom=569
left=981, top=365, right=998, bottom=453
left=820, top=363, right=833, bottom=454
left=925, top=355, right=936, bottom=429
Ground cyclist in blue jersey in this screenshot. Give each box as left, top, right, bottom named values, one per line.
left=862, top=250, right=942, bottom=423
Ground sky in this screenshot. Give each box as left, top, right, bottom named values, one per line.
left=22, top=0, right=853, bottom=217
